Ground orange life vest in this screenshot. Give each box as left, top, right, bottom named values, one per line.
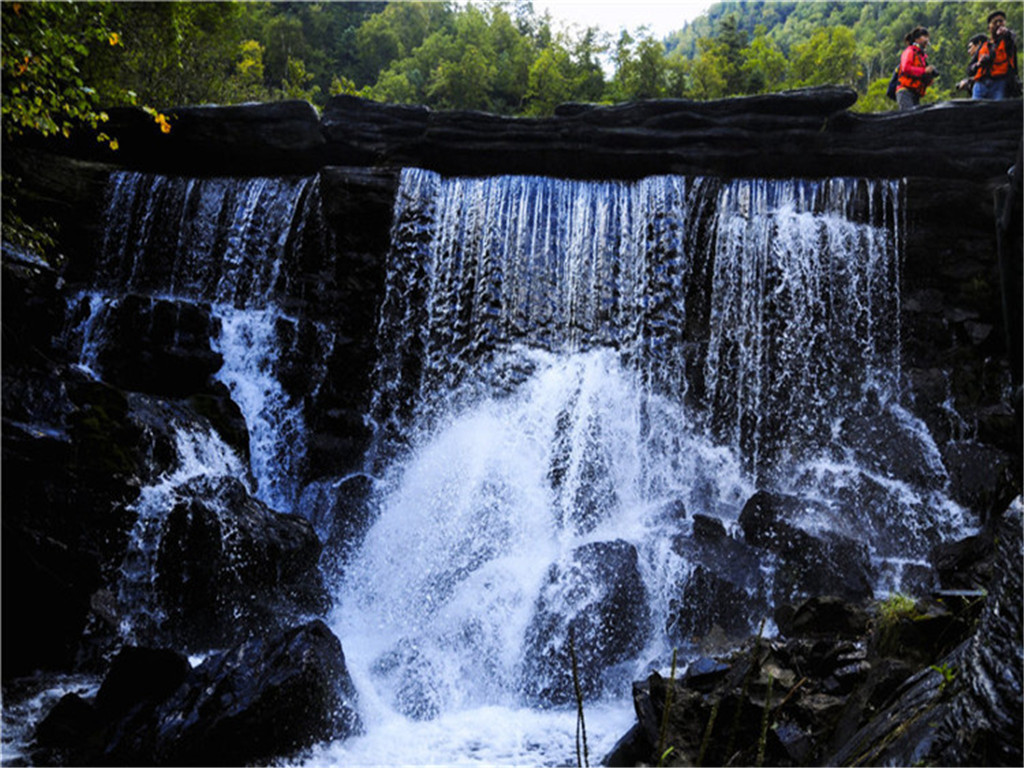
left=974, top=37, right=1017, bottom=79
left=897, top=44, right=929, bottom=95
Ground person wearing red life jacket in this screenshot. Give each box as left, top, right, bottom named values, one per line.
left=973, top=9, right=1020, bottom=100
left=896, top=27, right=937, bottom=110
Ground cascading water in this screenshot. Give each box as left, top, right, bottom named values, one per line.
left=64, top=171, right=333, bottom=646
left=307, top=169, right=975, bottom=766
left=69, top=171, right=322, bottom=513
left=57, top=164, right=977, bottom=766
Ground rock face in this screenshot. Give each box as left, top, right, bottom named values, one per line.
left=605, top=503, right=1018, bottom=768
left=35, top=89, right=1020, bottom=183
left=520, top=540, right=650, bottom=705
left=154, top=475, right=327, bottom=650
left=33, top=620, right=361, bottom=767
left=738, top=491, right=875, bottom=603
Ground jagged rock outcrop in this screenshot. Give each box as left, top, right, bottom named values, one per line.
left=32, top=620, right=361, bottom=767
left=520, top=540, right=650, bottom=706
left=605, top=502, right=1018, bottom=768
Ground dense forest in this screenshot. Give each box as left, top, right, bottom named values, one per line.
left=2, top=0, right=1023, bottom=146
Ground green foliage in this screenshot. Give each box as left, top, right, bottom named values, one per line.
left=1, top=1, right=123, bottom=142
left=4, top=0, right=1020, bottom=127
left=929, top=661, right=958, bottom=692
left=877, top=592, right=921, bottom=625
left=789, top=26, right=860, bottom=87
left=668, top=1, right=1023, bottom=107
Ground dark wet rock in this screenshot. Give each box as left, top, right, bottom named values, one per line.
left=669, top=515, right=766, bottom=647
left=609, top=500, right=1019, bottom=768
left=310, top=473, right=375, bottom=577
left=46, top=621, right=361, bottom=766
left=154, top=475, right=326, bottom=650
left=682, top=657, right=731, bottom=693
left=603, top=722, right=648, bottom=767
left=739, top=491, right=874, bottom=603
left=1, top=244, right=65, bottom=366
left=33, top=693, right=102, bottom=752
left=839, top=404, right=946, bottom=489
left=93, top=647, right=190, bottom=719
left=520, top=539, right=649, bottom=705
left=65, top=100, right=326, bottom=176
left=666, top=564, right=761, bottom=646
left=0, top=524, right=101, bottom=677
left=96, top=294, right=222, bottom=399
left=829, top=503, right=1022, bottom=767
left=187, top=384, right=251, bottom=466
left=776, top=595, right=870, bottom=639
left=941, top=440, right=1019, bottom=520
left=152, top=620, right=359, bottom=766
left=930, top=529, right=996, bottom=591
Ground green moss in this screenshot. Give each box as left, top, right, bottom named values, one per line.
left=877, top=592, right=920, bottom=626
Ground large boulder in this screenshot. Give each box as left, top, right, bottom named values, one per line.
left=667, top=514, right=767, bottom=646
left=154, top=475, right=327, bottom=650
left=739, top=491, right=875, bottom=603
left=829, top=503, right=1023, bottom=767
left=34, top=621, right=361, bottom=766
left=519, top=539, right=649, bottom=705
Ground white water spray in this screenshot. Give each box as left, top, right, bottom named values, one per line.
left=313, top=171, right=971, bottom=765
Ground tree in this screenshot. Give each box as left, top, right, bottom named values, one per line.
left=2, top=1, right=123, bottom=142
left=97, top=2, right=245, bottom=108
left=687, top=36, right=729, bottom=100
left=716, top=13, right=750, bottom=93
left=280, top=56, right=320, bottom=101
left=569, top=26, right=607, bottom=103
left=264, top=15, right=308, bottom=91
left=740, top=26, right=788, bottom=93
left=788, top=26, right=860, bottom=88
left=524, top=44, right=572, bottom=115
left=227, top=39, right=269, bottom=102
left=427, top=44, right=494, bottom=110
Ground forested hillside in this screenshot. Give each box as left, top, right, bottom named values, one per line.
left=2, top=0, right=1022, bottom=149
left=667, top=1, right=1024, bottom=109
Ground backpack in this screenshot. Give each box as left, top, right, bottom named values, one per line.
left=886, top=64, right=900, bottom=100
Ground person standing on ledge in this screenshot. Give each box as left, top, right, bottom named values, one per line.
left=896, top=27, right=937, bottom=110
left=957, top=34, right=990, bottom=95
left=973, top=9, right=1020, bottom=100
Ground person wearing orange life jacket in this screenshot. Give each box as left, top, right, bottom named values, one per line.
left=896, top=27, right=938, bottom=110
left=957, top=34, right=990, bottom=94
left=973, top=9, right=1020, bottom=100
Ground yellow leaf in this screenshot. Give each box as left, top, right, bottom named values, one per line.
left=109, top=32, right=120, bottom=46
left=109, top=139, right=119, bottom=151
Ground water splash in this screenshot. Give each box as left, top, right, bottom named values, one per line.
left=324, top=170, right=973, bottom=766
left=117, top=411, right=247, bottom=646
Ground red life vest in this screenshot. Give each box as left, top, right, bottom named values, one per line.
left=974, top=37, right=1017, bottom=79
left=898, top=44, right=929, bottom=95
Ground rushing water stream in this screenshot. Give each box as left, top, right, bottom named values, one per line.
left=45, top=168, right=975, bottom=766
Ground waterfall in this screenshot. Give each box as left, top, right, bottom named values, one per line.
left=69, top=166, right=975, bottom=766
left=309, top=169, right=974, bottom=766
left=72, top=171, right=324, bottom=513
left=66, top=171, right=333, bottom=646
